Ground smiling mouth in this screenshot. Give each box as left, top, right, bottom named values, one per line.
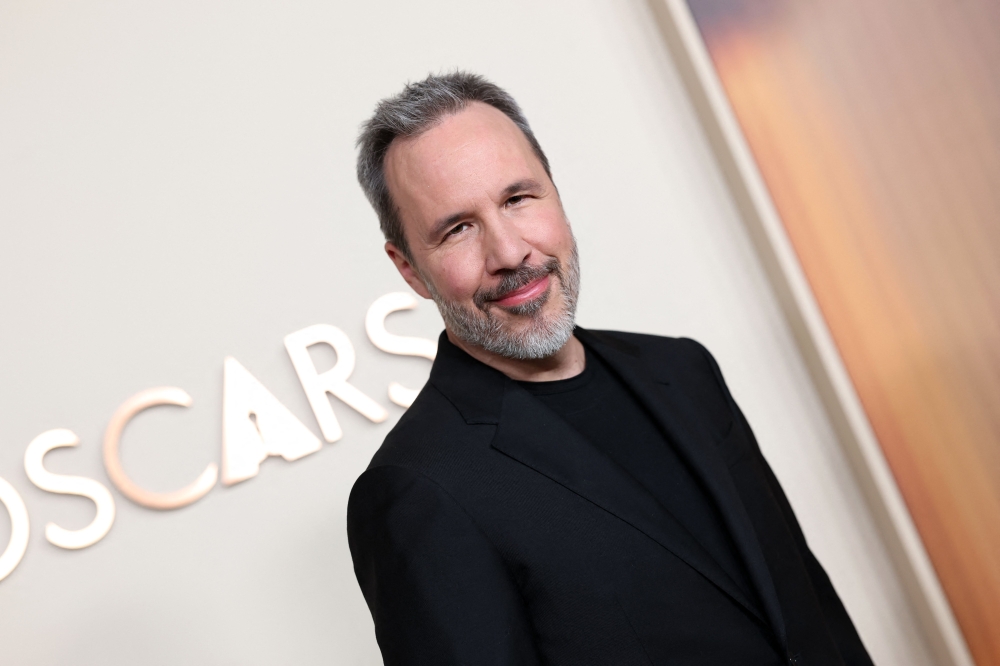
left=490, top=275, right=551, bottom=309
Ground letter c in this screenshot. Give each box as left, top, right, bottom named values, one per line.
left=103, top=387, right=218, bottom=510
left=0, top=476, right=29, bottom=582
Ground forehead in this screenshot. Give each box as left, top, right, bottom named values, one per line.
left=383, top=102, right=543, bottom=225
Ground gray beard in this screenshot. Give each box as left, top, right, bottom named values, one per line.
left=426, top=242, right=580, bottom=361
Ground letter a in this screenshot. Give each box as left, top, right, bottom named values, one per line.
left=222, top=357, right=322, bottom=486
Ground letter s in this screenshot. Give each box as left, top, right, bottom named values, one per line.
left=24, top=429, right=115, bottom=550
left=365, top=292, right=437, bottom=408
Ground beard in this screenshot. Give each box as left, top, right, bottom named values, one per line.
left=425, top=241, right=580, bottom=361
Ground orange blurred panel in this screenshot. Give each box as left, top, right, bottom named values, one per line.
left=688, top=0, right=1000, bottom=663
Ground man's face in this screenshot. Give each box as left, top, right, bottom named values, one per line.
left=383, top=102, right=579, bottom=360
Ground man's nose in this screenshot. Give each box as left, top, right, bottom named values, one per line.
left=483, top=217, right=532, bottom=274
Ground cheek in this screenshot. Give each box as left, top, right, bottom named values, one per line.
left=431, top=248, right=484, bottom=300
left=523, top=208, right=573, bottom=255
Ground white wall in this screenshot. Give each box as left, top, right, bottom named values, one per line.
left=0, top=1, right=932, bottom=664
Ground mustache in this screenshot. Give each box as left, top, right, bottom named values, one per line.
left=473, top=258, right=560, bottom=310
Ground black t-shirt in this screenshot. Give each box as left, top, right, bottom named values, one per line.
left=517, top=346, right=756, bottom=602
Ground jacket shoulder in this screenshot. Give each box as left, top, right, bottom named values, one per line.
left=585, top=329, right=716, bottom=380
left=364, top=380, right=495, bottom=473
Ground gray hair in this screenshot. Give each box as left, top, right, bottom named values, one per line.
left=356, top=71, right=552, bottom=260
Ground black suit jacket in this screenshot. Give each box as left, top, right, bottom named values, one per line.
left=347, top=328, right=874, bottom=666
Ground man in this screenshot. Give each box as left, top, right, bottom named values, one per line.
left=347, top=72, right=873, bottom=666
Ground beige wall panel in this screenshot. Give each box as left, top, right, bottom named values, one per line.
left=0, top=1, right=930, bottom=663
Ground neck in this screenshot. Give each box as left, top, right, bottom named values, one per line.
left=445, top=329, right=586, bottom=382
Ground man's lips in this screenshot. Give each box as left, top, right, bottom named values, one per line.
left=491, top=275, right=551, bottom=308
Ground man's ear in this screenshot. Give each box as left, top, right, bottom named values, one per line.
left=385, top=242, right=433, bottom=300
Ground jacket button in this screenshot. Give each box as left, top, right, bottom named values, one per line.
left=787, top=656, right=801, bottom=665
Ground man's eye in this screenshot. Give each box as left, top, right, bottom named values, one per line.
left=506, top=195, right=526, bottom=206
left=447, top=222, right=470, bottom=237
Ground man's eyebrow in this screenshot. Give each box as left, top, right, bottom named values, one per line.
left=429, top=179, right=544, bottom=241
left=500, top=178, right=542, bottom=200
left=430, top=210, right=473, bottom=241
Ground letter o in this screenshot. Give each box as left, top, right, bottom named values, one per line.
left=0, top=476, right=29, bottom=583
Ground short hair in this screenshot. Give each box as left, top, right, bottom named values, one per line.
left=356, top=71, right=552, bottom=260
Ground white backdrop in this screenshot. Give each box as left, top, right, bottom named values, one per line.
left=0, top=1, right=932, bottom=664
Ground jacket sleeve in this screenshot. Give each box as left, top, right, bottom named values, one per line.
left=749, top=429, right=875, bottom=666
left=693, top=340, right=874, bottom=666
left=347, top=464, right=541, bottom=666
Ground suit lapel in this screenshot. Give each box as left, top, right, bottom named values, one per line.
left=490, top=379, right=766, bottom=625
left=428, top=330, right=781, bottom=640
left=580, top=329, right=787, bottom=647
